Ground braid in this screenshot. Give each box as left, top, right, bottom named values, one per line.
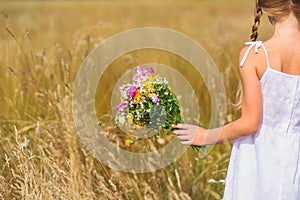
left=251, top=1, right=263, bottom=41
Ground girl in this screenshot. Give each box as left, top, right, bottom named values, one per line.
left=173, top=0, right=300, bottom=199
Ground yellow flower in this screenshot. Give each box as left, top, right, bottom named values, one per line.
left=127, top=114, right=134, bottom=124
left=134, top=91, right=141, bottom=103
left=134, top=92, right=140, bottom=99
left=133, top=124, right=143, bottom=129
left=148, top=74, right=159, bottom=81
left=125, top=139, right=134, bottom=147
left=150, top=88, right=156, bottom=93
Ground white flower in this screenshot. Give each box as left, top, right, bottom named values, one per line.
left=140, top=86, right=147, bottom=94
left=149, top=93, right=155, bottom=99
left=118, top=115, right=126, bottom=125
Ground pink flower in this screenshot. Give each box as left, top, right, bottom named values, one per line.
left=133, top=67, right=154, bottom=83
left=133, top=76, right=141, bottom=83
left=141, top=67, right=146, bottom=76
left=148, top=68, right=154, bottom=75
left=128, top=86, right=137, bottom=98
left=152, top=95, right=159, bottom=103
left=116, top=103, right=128, bottom=112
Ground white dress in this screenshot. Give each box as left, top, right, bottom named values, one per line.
left=223, top=41, right=300, bottom=200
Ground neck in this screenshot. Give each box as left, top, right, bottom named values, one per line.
left=273, top=13, right=300, bottom=40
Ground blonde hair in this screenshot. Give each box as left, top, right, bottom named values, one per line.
left=251, top=0, right=300, bottom=41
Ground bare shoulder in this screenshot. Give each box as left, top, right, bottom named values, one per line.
left=239, top=45, right=251, bottom=61
left=238, top=43, right=269, bottom=79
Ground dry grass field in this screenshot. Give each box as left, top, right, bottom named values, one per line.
left=0, top=0, right=272, bottom=199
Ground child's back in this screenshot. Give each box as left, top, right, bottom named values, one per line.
left=223, top=12, right=300, bottom=200
left=224, top=40, right=300, bottom=199
left=264, top=39, right=300, bottom=76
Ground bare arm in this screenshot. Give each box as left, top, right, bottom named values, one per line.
left=173, top=47, right=263, bottom=146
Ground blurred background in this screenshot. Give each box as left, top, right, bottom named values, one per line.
left=0, top=0, right=272, bottom=199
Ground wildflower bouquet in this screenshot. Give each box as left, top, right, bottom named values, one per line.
left=115, top=67, right=183, bottom=145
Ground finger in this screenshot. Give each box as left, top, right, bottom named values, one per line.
left=176, top=134, right=193, bottom=140
left=173, top=130, right=191, bottom=135
left=175, top=127, right=198, bottom=136
left=180, top=140, right=192, bottom=145
left=172, top=124, right=180, bottom=129
left=172, top=124, right=188, bottom=130
left=172, top=130, right=180, bottom=135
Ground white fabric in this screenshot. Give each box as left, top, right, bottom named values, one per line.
left=239, top=41, right=270, bottom=68
left=223, top=41, right=300, bottom=200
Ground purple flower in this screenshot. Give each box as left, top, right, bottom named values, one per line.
left=129, top=86, right=137, bottom=98
left=152, top=95, right=159, bottom=103
left=148, top=68, right=154, bottom=75
left=133, top=67, right=154, bottom=83
left=116, top=103, right=128, bottom=112
left=141, top=67, right=146, bottom=76
left=133, top=76, right=141, bottom=83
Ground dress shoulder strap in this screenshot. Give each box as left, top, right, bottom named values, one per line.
left=239, top=41, right=271, bottom=68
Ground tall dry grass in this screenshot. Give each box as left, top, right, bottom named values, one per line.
left=0, top=1, right=272, bottom=199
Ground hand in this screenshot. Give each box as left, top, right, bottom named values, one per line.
left=172, top=124, right=207, bottom=146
